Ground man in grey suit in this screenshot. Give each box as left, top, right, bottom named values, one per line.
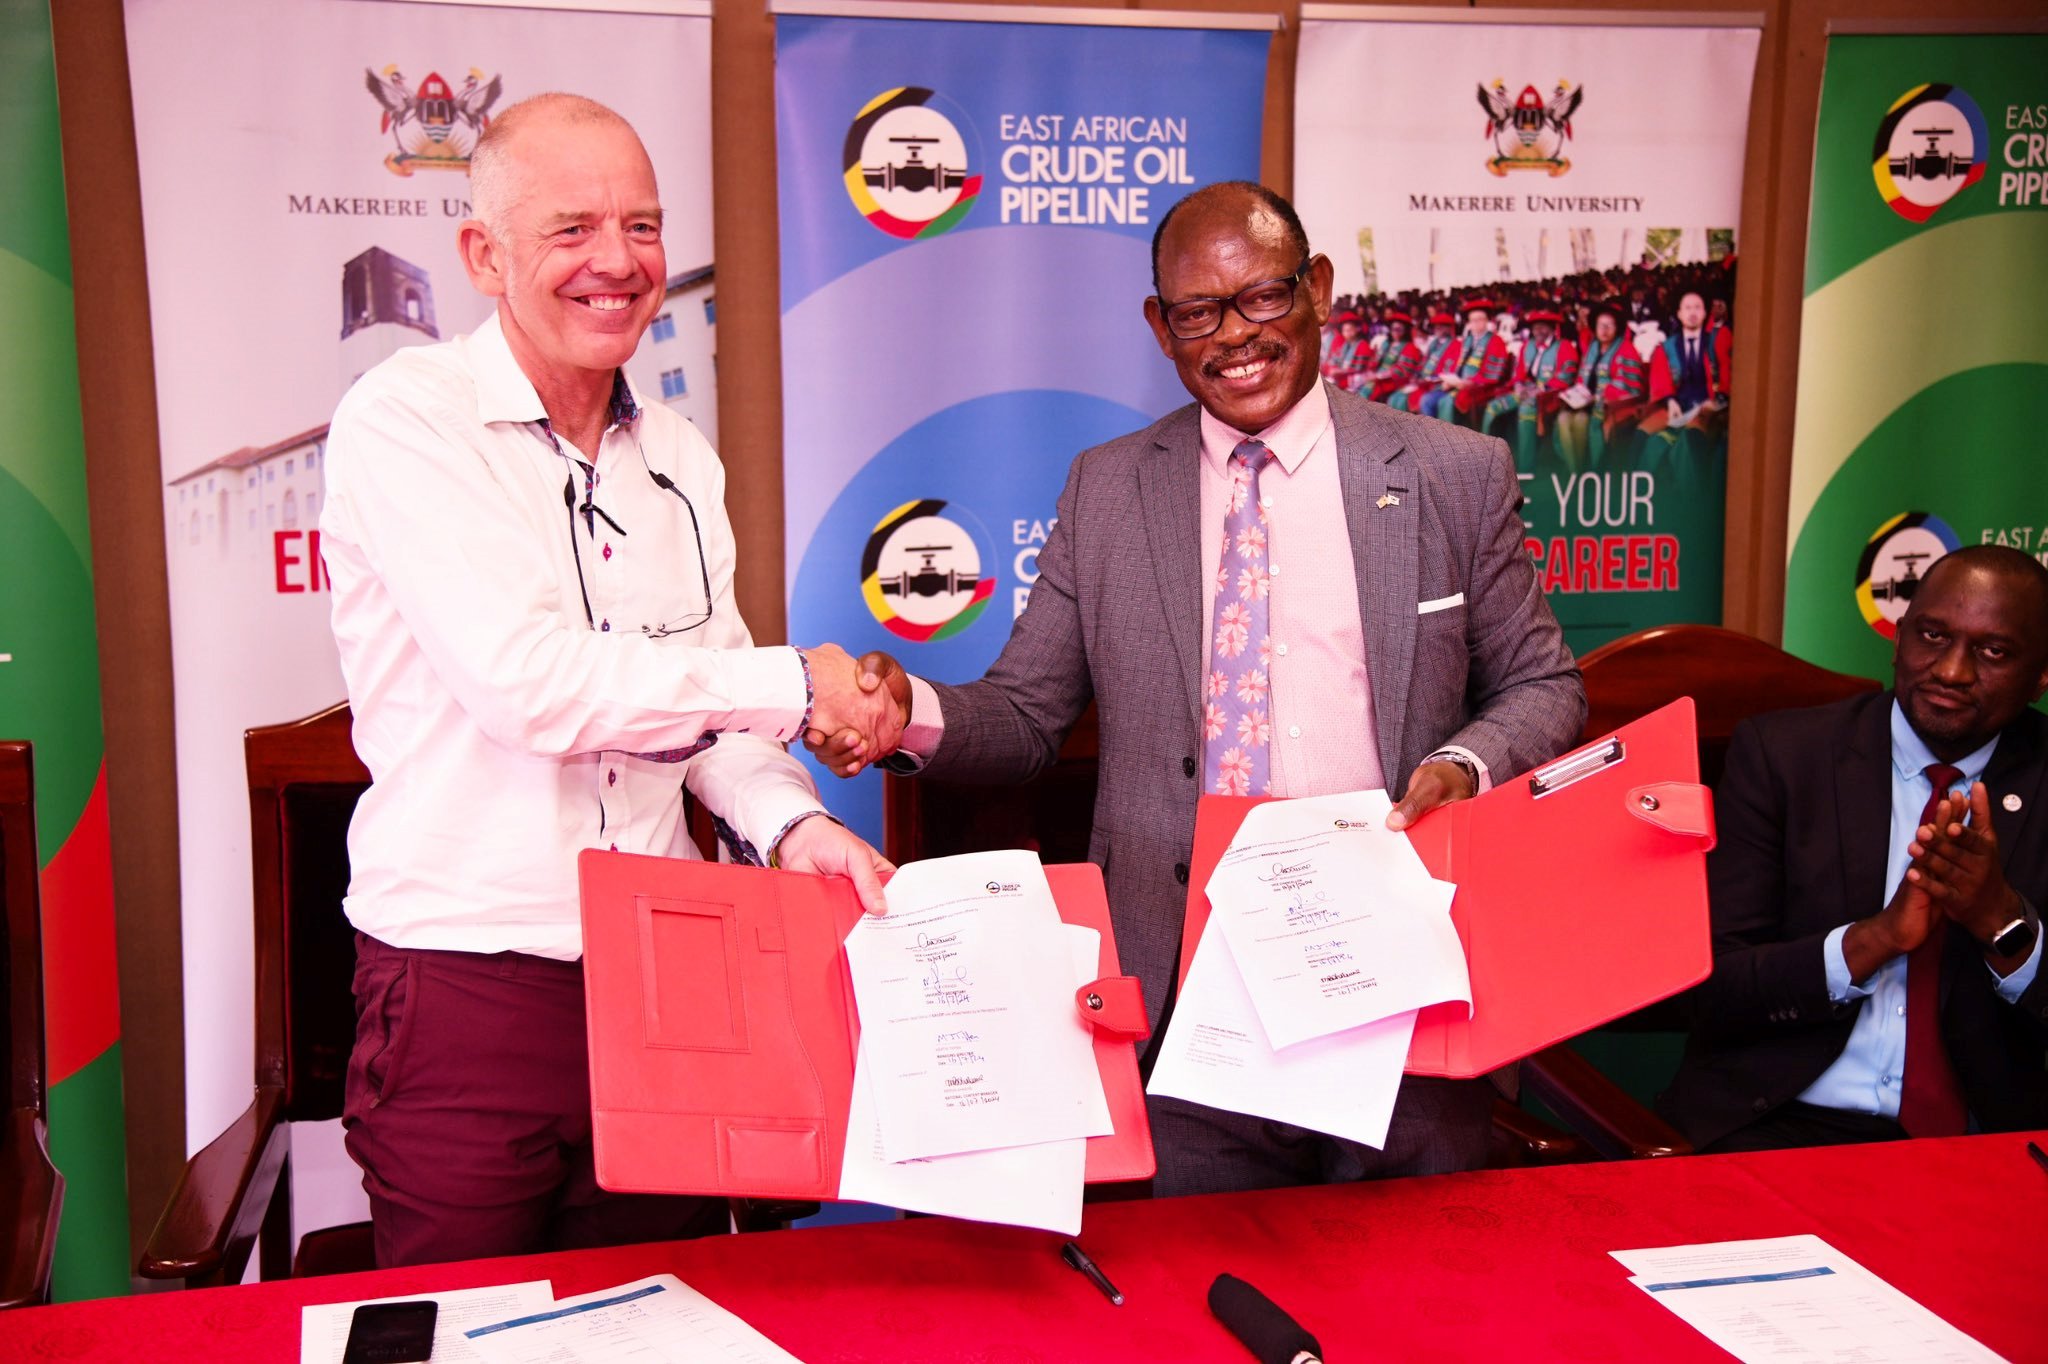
left=815, top=183, right=1584, bottom=1195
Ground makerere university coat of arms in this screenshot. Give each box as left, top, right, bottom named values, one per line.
left=365, top=66, right=504, bottom=176
left=1477, top=79, right=1583, bottom=176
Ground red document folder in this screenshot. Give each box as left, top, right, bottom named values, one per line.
left=578, top=855, right=1156, bottom=1200
left=1178, top=697, right=1715, bottom=1078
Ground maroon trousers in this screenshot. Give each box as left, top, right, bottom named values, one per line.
left=343, top=933, right=726, bottom=1268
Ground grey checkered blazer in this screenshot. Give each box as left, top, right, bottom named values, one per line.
left=915, top=384, right=1586, bottom=1030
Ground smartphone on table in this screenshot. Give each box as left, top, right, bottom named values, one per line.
left=341, top=1299, right=438, bottom=1364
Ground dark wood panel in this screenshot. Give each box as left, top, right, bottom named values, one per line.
left=50, top=0, right=186, bottom=1268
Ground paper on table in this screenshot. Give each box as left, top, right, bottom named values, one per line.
left=1208, top=792, right=1468, bottom=1049
left=1612, top=1235, right=2007, bottom=1364
left=464, top=1274, right=799, bottom=1364
left=843, top=850, right=1112, bottom=1161
left=838, top=925, right=1100, bottom=1234
left=300, top=1281, right=554, bottom=1364
left=1147, top=922, right=1414, bottom=1149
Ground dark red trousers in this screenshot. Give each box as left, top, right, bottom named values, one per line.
left=343, top=933, right=726, bottom=1268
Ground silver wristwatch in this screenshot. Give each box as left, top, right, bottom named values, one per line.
left=1423, top=749, right=1480, bottom=795
left=1988, top=910, right=2038, bottom=959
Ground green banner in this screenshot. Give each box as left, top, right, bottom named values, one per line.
left=1784, top=33, right=2048, bottom=680
left=0, top=0, right=131, bottom=1300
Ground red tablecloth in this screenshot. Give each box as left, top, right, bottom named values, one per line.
left=6, top=1131, right=2043, bottom=1362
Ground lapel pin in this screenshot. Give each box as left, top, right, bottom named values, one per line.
left=1376, top=493, right=1401, bottom=509
left=2003, top=793, right=2022, bottom=812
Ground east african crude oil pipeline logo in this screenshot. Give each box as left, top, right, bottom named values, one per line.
left=843, top=88, right=983, bottom=239
left=1873, top=84, right=1987, bottom=223
left=1476, top=78, right=1583, bottom=177
left=860, top=499, right=994, bottom=642
left=1854, top=511, right=1959, bottom=639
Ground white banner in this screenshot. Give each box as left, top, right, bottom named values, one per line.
left=124, top=0, right=714, bottom=1230
left=1295, top=10, right=1760, bottom=657
left=1297, top=12, right=1759, bottom=297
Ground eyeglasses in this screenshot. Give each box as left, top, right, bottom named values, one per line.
left=540, top=423, right=714, bottom=639
left=1157, top=258, right=1313, bottom=340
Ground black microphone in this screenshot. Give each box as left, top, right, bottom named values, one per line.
left=1208, top=1274, right=1324, bottom=1364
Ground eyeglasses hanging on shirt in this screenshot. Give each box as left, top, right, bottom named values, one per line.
left=535, top=418, right=713, bottom=638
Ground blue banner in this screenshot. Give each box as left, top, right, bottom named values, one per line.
left=776, top=11, right=1270, bottom=841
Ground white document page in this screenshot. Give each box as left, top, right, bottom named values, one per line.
left=301, top=1281, right=553, bottom=1364
left=463, top=1274, right=799, bottom=1364
left=1612, top=1235, right=2007, bottom=1364
left=838, top=926, right=1100, bottom=1234
left=1147, top=923, right=1413, bottom=1150
left=1208, top=792, right=1468, bottom=1049
left=842, top=850, right=1112, bottom=1161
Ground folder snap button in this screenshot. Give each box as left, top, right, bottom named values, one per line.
left=1637, top=793, right=1661, bottom=811
left=1086, top=992, right=1103, bottom=1010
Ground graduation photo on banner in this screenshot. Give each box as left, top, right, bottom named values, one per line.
left=775, top=3, right=1274, bottom=844
left=1294, top=7, right=1760, bottom=653
left=1782, top=32, right=2048, bottom=682
left=122, top=0, right=716, bottom=1237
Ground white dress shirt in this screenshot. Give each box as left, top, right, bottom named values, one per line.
left=322, top=312, right=823, bottom=960
left=904, top=383, right=1485, bottom=793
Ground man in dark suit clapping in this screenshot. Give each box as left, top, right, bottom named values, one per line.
left=1663, top=546, right=2048, bottom=1151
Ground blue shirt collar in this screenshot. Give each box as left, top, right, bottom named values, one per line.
left=1890, top=698, right=1998, bottom=786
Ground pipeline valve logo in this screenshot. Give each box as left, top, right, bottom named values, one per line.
left=843, top=88, right=982, bottom=239
left=1476, top=79, right=1583, bottom=177
left=1873, top=84, right=1987, bottom=223
left=364, top=65, right=503, bottom=176
left=861, top=499, right=995, bottom=642
left=1854, top=512, right=1960, bottom=639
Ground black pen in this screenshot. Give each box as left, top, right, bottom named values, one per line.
left=1062, top=1240, right=1124, bottom=1306
left=2028, top=1141, right=2048, bottom=1178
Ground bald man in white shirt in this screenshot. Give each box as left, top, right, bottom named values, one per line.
left=321, top=94, right=900, bottom=1267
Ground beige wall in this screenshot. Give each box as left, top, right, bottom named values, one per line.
left=54, top=0, right=2045, bottom=1264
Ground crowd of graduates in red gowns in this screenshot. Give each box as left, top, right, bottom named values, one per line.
left=1320, top=258, right=1736, bottom=476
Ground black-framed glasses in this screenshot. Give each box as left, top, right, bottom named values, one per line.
left=1157, top=258, right=1312, bottom=340
left=541, top=423, right=714, bottom=639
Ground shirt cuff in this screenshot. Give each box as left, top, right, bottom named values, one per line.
left=1822, top=923, right=1874, bottom=1003
left=898, top=674, right=945, bottom=765
left=1989, top=919, right=2044, bottom=1003
left=717, top=645, right=813, bottom=746
left=766, top=810, right=839, bottom=869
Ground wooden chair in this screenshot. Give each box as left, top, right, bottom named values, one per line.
left=1518, top=625, right=1881, bottom=1158
left=139, top=706, right=373, bottom=1286
left=141, top=705, right=802, bottom=1288
left=0, top=742, right=63, bottom=1309
left=883, top=706, right=1589, bottom=1169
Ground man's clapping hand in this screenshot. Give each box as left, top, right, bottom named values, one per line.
left=1914, top=782, right=2034, bottom=967
left=803, top=644, right=908, bottom=769
left=803, top=648, right=911, bottom=776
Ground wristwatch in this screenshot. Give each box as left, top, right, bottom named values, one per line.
left=1988, top=909, right=2039, bottom=959
left=1423, top=749, right=1480, bottom=797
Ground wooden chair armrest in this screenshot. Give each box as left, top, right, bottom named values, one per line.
left=0, top=1108, right=64, bottom=1310
left=1522, top=1044, right=1692, bottom=1160
left=1489, top=1096, right=1589, bottom=1165
left=139, top=1087, right=289, bottom=1284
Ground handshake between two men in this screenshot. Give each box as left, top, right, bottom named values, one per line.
left=801, top=646, right=912, bottom=776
